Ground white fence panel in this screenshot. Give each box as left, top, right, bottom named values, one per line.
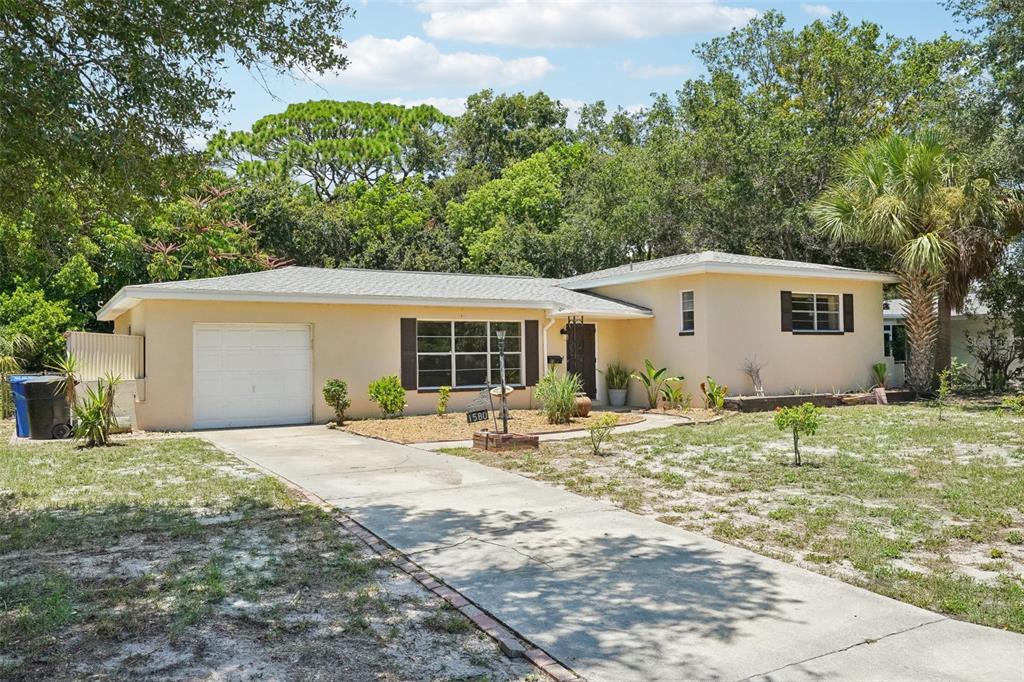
left=65, top=332, right=144, bottom=382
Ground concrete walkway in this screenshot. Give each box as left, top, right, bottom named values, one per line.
left=412, top=412, right=691, bottom=451
left=204, top=426, right=1024, bottom=682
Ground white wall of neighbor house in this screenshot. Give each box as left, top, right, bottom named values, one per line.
left=112, top=299, right=559, bottom=431
left=590, top=273, right=885, bottom=401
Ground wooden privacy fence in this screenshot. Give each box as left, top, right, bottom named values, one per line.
left=65, top=332, right=145, bottom=381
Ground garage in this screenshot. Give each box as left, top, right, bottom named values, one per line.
left=192, top=324, right=313, bottom=429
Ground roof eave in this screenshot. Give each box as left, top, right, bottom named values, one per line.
left=560, top=261, right=899, bottom=290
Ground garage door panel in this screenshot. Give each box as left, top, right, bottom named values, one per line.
left=193, top=324, right=312, bottom=429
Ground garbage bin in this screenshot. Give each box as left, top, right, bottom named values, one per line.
left=8, top=374, right=39, bottom=438
left=23, top=376, right=72, bottom=440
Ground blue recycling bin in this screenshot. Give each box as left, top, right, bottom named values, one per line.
left=9, top=374, right=38, bottom=438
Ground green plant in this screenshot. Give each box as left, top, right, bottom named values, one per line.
left=73, top=373, right=121, bottom=447
left=535, top=370, right=582, bottom=424
left=774, top=402, right=822, bottom=466
left=367, top=375, right=406, bottom=418
left=587, top=413, right=618, bottom=456
left=602, top=363, right=632, bottom=391
left=700, top=376, right=728, bottom=411
left=1001, top=395, right=1024, bottom=416
left=322, top=379, right=351, bottom=424
left=871, top=362, right=888, bottom=388
left=659, top=380, right=690, bottom=410
left=1, top=326, right=33, bottom=418
left=436, top=385, right=451, bottom=417
left=936, top=368, right=954, bottom=420
left=47, top=353, right=80, bottom=411
left=1007, top=531, right=1023, bottom=545
left=631, top=360, right=681, bottom=409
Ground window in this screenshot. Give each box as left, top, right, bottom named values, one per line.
left=680, top=291, right=695, bottom=333
left=791, top=293, right=841, bottom=332
left=416, top=321, right=522, bottom=388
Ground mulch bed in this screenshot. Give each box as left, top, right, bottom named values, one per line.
left=342, top=410, right=643, bottom=444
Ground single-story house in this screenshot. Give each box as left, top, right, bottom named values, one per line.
left=94, top=251, right=897, bottom=431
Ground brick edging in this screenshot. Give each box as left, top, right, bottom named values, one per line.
left=218, top=443, right=584, bottom=682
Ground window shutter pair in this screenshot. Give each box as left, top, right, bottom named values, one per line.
left=399, top=317, right=541, bottom=389
left=780, top=292, right=855, bottom=332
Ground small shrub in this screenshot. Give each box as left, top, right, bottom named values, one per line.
left=631, top=359, right=680, bottom=409
left=871, top=362, right=888, bottom=388
left=700, top=376, right=728, bottom=411
left=1001, top=395, right=1024, bottom=416
left=936, top=368, right=953, bottom=420
left=322, top=379, right=351, bottom=424
left=740, top=356, right=766, bottom=396
left=774, top=402, right=822, bottom=466
left=535, top=370, right=582, bottom=424
left=74, top=374, right=121, bottom=447
left=602, top=363, right=632, bottom=390
left=436, top=385, right=451, bottom=417
left=1006, top=531, right=1023, bottom=545
left=659, top=381, right=690, bottom=410
left=990, top=547, right=1005, bottom=559
left=368, top=375, right=406, bottom=418
left=587, top=413, right=618, bottom=456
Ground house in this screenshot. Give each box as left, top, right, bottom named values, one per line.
left=94, top=251, right=897, bottom=431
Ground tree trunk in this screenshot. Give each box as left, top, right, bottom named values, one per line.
left=792, top=430, right=801, bottom=466
left=899, top=274, right=940, bottom=394
left=934, top=286, right=953, bottom=378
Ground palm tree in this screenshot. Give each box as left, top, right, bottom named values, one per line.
left=812, top=132, right=1008, bottom=393
left=1, top=326, right=33, bottom=418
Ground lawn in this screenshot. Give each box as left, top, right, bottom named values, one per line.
left=448, top=400, right=1024, bottom=633
left=0, top=422, right=535, bottom=680
left=343, top=408, right=642, bottom=443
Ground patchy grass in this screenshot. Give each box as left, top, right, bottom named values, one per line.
left=0, top=422, right=535, bottom=680
left=447, top=401, right=1024, bottom=633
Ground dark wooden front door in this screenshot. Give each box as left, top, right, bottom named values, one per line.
left=566, top=323, right=597, bottom=398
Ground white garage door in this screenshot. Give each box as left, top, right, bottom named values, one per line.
left=193, top=324, right=312, bottom=429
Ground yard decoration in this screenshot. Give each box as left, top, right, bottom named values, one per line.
left=632, top=360, right=680, bottom=410
left=322, top=378, right=351, bottom=424
left=587, top=413, right=618, bottom=456
left=602, top=363, right=632, bottom=407
left=700, top=376, right=728, bottom=412
left=368, top=375, right=406, bottom=418
left=774, top=402, right=822, bottom=466
left=436, top=385, right=451, bottom=417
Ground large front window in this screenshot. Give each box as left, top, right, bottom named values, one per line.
left=791, top=293, right=841, bottom=332
left=416, top=321, right=522, bottom=388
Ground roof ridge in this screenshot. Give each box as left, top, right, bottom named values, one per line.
left=288, top=265, right=552, bottom=282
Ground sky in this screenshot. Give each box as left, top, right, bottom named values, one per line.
left=210, top=0, right=965, bottom=139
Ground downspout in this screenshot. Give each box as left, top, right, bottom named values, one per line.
left=537, top=315, right=557, bottom=409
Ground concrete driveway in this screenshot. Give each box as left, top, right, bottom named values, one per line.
left=204, top=425, right=1024, bottom=682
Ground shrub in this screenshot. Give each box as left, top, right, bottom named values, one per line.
left=631, top=359, right=680, bottom=409
left=700, top=376, right=728, bottom=411
left=740, top=357, right=767, bottom=396
left=871, top=362, right=888, bottom=388
left=1007, top=531, right=1023, bottom=545
left=774, top=402, right=822, bottom=466
left=602, top=363, right=632, bottom=391
left=1001, top=395, right=1024, bottom=416
left=436, top=385, right=451, bottom=417
left=368, top=375, right=406, bottom=418
left=587, top=413, right=618, bottom=456
left=322, top=379, right=351, bottom=424
left=535, top=370, right=582, bottom=424
left=659, top=380, right=690, bottom=410
left=936, top=367, right=954, bottom=420
left=74, top=373, right=121, bottom=447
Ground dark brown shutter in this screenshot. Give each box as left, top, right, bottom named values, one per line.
left=524, top=320, right=539, bottom=386
left=400, top=318, right=417, bottom=389
left=843, top=294, right=854, bottom=333
left=780, top=291, right=793, bottom=332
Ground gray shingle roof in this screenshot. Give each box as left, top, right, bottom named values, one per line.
left=559, top=251, right=895, bottom=287
left=105, top=266, right=651, bottom=318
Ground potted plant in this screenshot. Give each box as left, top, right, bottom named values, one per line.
left=603, top=363, right=632, bottom=407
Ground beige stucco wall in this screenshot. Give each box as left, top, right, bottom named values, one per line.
left=113, top=300, right=562, bottom=431
left=591, top=273, right=885, bottom=402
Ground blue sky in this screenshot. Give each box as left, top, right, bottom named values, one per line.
left=211, top=1, right=963, bottom=138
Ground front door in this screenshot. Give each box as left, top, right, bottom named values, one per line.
left=566, top=323, right=597, bottom=399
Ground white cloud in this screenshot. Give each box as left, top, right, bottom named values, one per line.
left=319, top=35, right=553, bottom=89
left=419, top=1, right=758, bottom=48
left=801, top=4, right=833, bottom=17
left=620, top=60, right=690, bottom=80
left=384, top=96, right=468, bottom=116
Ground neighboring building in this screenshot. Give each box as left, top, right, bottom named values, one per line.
left=882, top=296, right=994, bottom=386
left=95, top=252, right=896, bottom=430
